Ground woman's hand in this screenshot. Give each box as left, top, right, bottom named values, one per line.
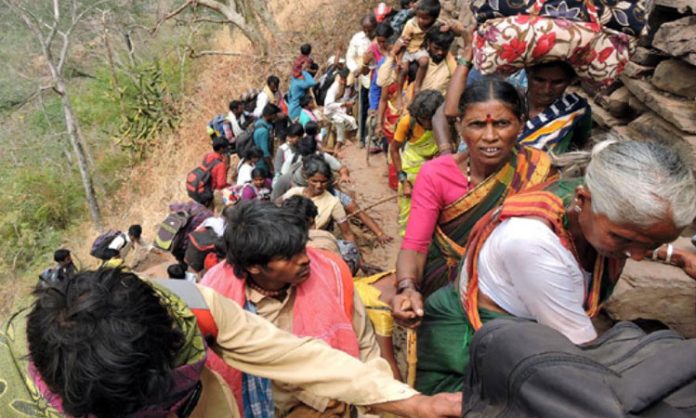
left=392, top=287, right=424, bottom=328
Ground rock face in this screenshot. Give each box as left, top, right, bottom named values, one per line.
left=653, top=16, right=696, bottom=66
left=655, top=0, right=696, bottom=14
left=651, top=59, right=696, bottom=99
left=623, top=112, right=696, bottom=165
left=604, top=241, right=696, bottom=338
left=621, top=76, right=696, bottom=134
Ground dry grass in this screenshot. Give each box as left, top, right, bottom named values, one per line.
left=0, top=0, right=375, bottom=317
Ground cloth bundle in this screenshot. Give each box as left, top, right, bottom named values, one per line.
left=472, top=0, right=643, bottom=86
left=472, top=0, right=652, bottom=36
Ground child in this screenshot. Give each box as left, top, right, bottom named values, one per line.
left=274, top=123, right=304, bottom=181
left=167, top=263, right=197, bottom=282
left=240, top=168, right=272, bottom=202
left=300, top=43, right=312, bottom=59
left=400, top=0, right=440, bottom=62
left=236, top=147, right=263, bottom=185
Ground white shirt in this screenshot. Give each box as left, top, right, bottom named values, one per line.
left=346, top=31, right=371, bottom=89
left=460, top=217, right=596, bottom=344
left=226, top=111, right=244, bottom=137
left=253, top=91, right=270, bottom=118
left=323, top=79, right=343, bottom=116
left=201, top=216, right=226, bottom=237
left=236, top=161, right=254, bottom=186
left=108, top=233, right=132, bottom=258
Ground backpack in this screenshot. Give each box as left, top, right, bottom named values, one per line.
left=462, top=318, right=696, bottom=418
left=315, top=66, right=337, bottom=107
left=186, top=156, right=222, bottom=205
left=234, top=124, right=256, bottom=158
left=154, top=211, right=190, bottom=251
left=207, top=114, right=233, bottom=140
left=168, top=202, right=214, bottom=263
left=90, top=230, right=123, bottom=260
left=184, top=227, right=224, bottom=272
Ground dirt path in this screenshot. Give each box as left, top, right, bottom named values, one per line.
left=338, top=143, right=400, bottom=270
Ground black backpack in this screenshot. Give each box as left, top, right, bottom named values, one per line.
left=234, top=124, right=256, bottom=158
left=184, top=227, right=224, bottom=272
left=315, top=66, right=337, bottom=106
left=185, top=156, right=222, bottom=205
left=462, top=318, right=696, bottom=418
left=90, top=230, right=123, bottom=260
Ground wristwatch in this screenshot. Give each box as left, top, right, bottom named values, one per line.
left=398, top=170, right=408, bottom=183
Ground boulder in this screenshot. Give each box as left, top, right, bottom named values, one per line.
left=625, top=111, right=696, bottom=167
left=631, top=46, right=667, bottom=67
left=621, top=76, right=696, bottom=134
left=623, top=61, right=654, bottom=79
left=652, top=59, right=696, bottom=100
left=604, top=238, right=696, bottom=338
left=653, top=16, right=696, bottom=67
left=655, top=0, right=696, bottom=13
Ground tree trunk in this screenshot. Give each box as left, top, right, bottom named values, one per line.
left=56, top=77, right=103, bottom=230
left=249, top=0, right=280, bottom=36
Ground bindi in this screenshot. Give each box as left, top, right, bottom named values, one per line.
left=485, top=114, right=494, bottom=123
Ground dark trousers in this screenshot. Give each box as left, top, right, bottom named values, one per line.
left=359, top=86, right=369, bottom=145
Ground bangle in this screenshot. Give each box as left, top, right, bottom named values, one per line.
left=396, top=278, right=417, bottom=294
left=456, top=56, right=473, bottom=69
left=652, top=246, right=661, bottom=261
left=665, top=244, right=674, bottom=264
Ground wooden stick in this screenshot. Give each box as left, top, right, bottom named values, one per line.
left=406, top=328, right=417, bottom=387
left=345, top=194, right=397, bottom=220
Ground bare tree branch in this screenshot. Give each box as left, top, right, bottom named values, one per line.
left=191, top=17, right=229, bottom=24
left=188, top=49, right=249, bottom=58
left=151, top=0, right=193, bottom=35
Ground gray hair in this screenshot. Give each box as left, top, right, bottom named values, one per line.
left=556, top=139, right=696, bottom=228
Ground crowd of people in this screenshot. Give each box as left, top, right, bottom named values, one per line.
left=6, top=0, right=696, bottom=417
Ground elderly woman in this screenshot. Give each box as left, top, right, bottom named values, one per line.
left=393, top=79, right=554, bottom=307
left=413, top=139, right=696, bottom=395
left=390, top=89, right=446, bottom=235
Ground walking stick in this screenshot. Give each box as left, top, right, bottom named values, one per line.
left=401, top=299, right=418, bottom=387
left=406, top=328, right=417, bottom=387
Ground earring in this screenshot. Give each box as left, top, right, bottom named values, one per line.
left=573, top=205, right=582, bottom=213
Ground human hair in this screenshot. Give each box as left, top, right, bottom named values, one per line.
left=362, top=14, right=377, bottom=27
left=54, top=248, right=70, bottom=263
left=27, top=268, right=184, bottom=417
left=425, top=22, right=455, bottom=50
left=300, top=94, right=313, bottom=109
left=417, top=0, right=441, bottom=19
left=375, top=22, right=394, bottom=38
left=528, top=60, right=576, bottom=80
left=554, top=138, right=696, bottom=229
left=302, top=154, right=333, bottom=182
left=262, top=103, right=281, bottom=117
left=228, top=99, right=242, bottom=112
left=128, top=224, right=142, bottom=239
left=305, top=121, right=319, bottom=136
left=408, top=89, right=444, bottom=121
left=299, top=135, right=318, bottom=156
left=243, top=146, right=263, bottom=161
left=287, top=123, right=305, bottom=138
left=167, top=263, right=187, bottom=279
left=222, top=201, right=308, bottom=277
left=212, top=136, right=228, bottom=152
left=338, top=67, right=350, bottom=79
left=309, top=62, right=319, bottom=72
left=300, top=43, right=312, bottom=56
left=251, top=167, right=267, bottom=179
left=458, top=78, right=525, bottom=120
left=282, top=195, right=319, bottom=227
left=267, top=75, right=280, bottom=86
left=401, top=0, right=416, bottom=9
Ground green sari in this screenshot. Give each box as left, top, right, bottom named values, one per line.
left=419, top=147, right=553, bottom=298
